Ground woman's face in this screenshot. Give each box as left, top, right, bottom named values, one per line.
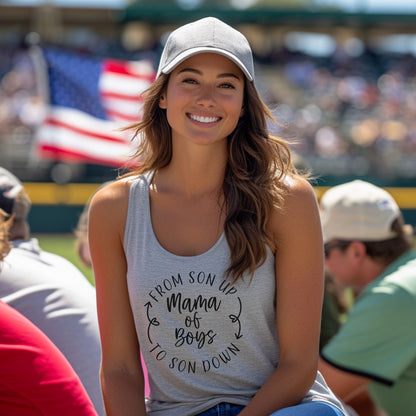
left=159, top=52, right=245, bottom=149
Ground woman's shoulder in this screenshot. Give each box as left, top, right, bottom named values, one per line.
left=280, top=174, right=317, bottom=208
left=269, top=175, right=320, bottom=242
left=92, top=177, right=133, bottom=206
left=89, top=176, right=137, bottom=229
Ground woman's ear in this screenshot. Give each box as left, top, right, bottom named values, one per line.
left=159, top=94, right=167, bottom=109
left=240, top=106, right=245, bottom=117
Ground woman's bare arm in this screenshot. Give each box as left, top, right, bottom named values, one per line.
left=89, top=180, right=147, bottom=416
left=238, top=177, right=324, bottom=416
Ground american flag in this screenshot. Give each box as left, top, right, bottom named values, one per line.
left=34, top=47, right=156, bottom=167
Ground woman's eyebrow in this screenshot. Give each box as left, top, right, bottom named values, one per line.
left=178, top=68, right=201, bottom=75
left=218, top=73, right=242, bottom=80
left=178, top=68, right=242, bottom=80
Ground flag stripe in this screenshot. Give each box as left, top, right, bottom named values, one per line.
left=42, top=107, right=129, bottom=143
left=37, top=121, right=133, bottom=158
left=102, top=99, right=143, bottom=122
left=35, top=108, right=136, bottom=166
left=37, top=144, right=129, bottom=167
left=104, top=109, right=138, bottom=123
left=37, top=122, right=134, bottom=161
left=44, top=117, right=127, bottom=144
left=100, top=72, right=150, bottom=99
left=104, top=59, right=155, bottom=81
left=101, top=91, right=143, bottom=103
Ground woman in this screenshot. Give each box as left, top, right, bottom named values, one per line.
left=89, top=17, right=350, bottom=416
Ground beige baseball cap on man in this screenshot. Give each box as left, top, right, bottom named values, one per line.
left=320, top=180, right=400, bottom=243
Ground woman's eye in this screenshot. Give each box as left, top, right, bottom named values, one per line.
left=220, top=82, right=236, bottom=89
left=183, top=78, right=198, bottom=84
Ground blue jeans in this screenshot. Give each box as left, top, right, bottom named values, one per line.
left=196, top=401, right=345, bottom=416
left=196, top=403, right=244, bottom=416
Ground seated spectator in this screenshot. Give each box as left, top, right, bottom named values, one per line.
left=75, top=203, right=93, bottom=268
left=0, top=300, right=99, bottom=416
left=320, top=270, right=349, bottom=351
left=319, top=180, right=416, bottom=416
left=0, top=166, right=104, bottom=416
left=291, top=153, right=348, bottom=351
left=0, top=210, right=97, bottom=415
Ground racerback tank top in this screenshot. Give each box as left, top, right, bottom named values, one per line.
left=124, top=172, right=348, bottom=416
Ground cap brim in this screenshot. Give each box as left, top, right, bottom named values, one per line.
left=158, top=47, right=253, bottom=82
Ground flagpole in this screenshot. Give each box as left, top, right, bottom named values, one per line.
left=25, top=32, right=51, bottom=170
left=26, top=32, right=50, bottom=106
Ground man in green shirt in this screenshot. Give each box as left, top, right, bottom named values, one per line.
left=318, top=180, right=416, bottom=416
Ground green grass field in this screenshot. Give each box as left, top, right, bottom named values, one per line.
left=33, top=233, right=95, bottom=285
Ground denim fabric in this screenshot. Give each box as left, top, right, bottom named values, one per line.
left=270, top=401, right=345, bottom=415
left=196, top=401, right=345, bottom=416
left=196, top=403, right=244, bottom=416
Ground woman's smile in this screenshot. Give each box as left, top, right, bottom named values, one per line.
left=187, top=113, right=222, bottom=125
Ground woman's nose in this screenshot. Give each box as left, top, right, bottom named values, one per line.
left=196, top=85, right=216, bottom=107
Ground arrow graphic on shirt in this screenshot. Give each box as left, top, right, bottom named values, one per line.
left=145, top=301, right=160, bottom=344
left=229, top=297, right=243, bottom=340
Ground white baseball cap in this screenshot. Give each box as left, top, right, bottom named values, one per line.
left=157, top=17, right=254, bottom=82
left=320, top=180, right=400, bottom=243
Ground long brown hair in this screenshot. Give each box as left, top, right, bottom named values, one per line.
left=123, top=74, right=298, bottom=282
left=0, top=209, right=12, bottom=262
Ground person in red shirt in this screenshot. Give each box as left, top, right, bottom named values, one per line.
left=0, top=299, right=98, bottom=416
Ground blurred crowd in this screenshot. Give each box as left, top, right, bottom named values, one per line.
left=260, top=46, right=416, bottom=182
left=1, top=37, right=416, bottom=183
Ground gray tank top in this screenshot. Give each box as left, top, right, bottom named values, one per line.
left=124, top=173, right=348, bottom=416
